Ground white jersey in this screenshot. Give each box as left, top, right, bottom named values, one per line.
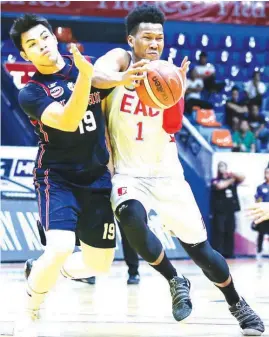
left=104, top=60, right=184, bottom=178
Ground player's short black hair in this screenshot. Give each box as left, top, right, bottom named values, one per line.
left=10, top=14, right=53, bottom=51
left=125, top=4, right=165, bottom=36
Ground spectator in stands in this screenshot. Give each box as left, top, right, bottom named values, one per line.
left=251, top=167, right=269, bottom=261
left=185, top=68, right=213, bottom=114
left=248, top=104, right=269, bottom=152
left=232, top=119, right=256, bottom=153
left=194, top=51, right=224, bottom=93
left=225, top=86, right=248, bottom=131
left=211, top=161, right=245, bottom=258
left=244, top=70, right=267, bottom=107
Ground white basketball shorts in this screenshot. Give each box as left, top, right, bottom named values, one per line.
left=111, top=174, right=207, bottom=245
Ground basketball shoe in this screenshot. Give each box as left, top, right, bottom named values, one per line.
left=13, top=259, right=40, bottom=337
left=127, top=274, right=140, bottom=285
left=169, top=276, right=192, bottom=321
left=229, top=298, right=265, bottom=336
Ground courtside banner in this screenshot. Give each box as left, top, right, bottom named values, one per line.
left=0, top=199, right=187, bottom=262
left=0, top=146, right=37, bottom=200
left=212, top=153, right=269, bottom=256
left=0, top=147, right=187, bottom=261
left=2, top=1, right=268, bottom=26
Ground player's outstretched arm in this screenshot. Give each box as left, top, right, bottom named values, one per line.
left=93, top=48, right=148, bottom=89
left=247, top=202, right=269, bottom=224
left=40, top=44, right=93, bottom=131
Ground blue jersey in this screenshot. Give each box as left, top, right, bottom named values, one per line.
left=255, top=182, right=269, bottom=202
left=18, top=56, right=111, bottom=185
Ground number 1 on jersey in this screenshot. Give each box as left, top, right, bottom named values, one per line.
left=136, top=121, right=144, bottom=141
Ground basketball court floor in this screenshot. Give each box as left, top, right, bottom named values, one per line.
left=0, top=258, right=268, bottom=337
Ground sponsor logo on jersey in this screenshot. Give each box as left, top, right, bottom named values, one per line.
left=48, top=82, right=57, bottom=89
left=67, top=82, right=75, bottom=91
left=50, top=86, right=64, bottom=98
left=88, top=92, right=101, bottom=105
left=118, top=187, right=127, bottom=196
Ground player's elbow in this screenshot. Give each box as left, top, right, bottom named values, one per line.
left=41, top=103, right=79, bottom=132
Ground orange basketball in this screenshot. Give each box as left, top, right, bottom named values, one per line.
left=136, top=60, right=184, bottom=109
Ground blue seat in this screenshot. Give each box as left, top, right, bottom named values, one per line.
left=195, top=126, right=216, bottom=143
left=262, top=66, right=269, bottom=82
left=215, top=112, right=225, bottom=124
left=230, top=52, right=241, bottom=64
left=218, top=35, right=242, bottom=51
left=212, top=146, right=232, bottom=152
left=215, top=50, right=233, bottom=65
left=242, top=36, right=269, bottom=52
left=228, top=66, right=249, bottom=81
left=256, top=53, right=267, bottom=66
left=174, top=32, right=196, bottom=49
left=194, top=33, right=219, bottom=50
left=164, top=48, right=191, bottom=65
left=216, top=65, right=230, bottom=78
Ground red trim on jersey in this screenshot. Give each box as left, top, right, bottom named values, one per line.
left=162, top=98, right=184, bottom=134
left=44, top=169, right=50, bottom=231
left=37, top=122, right=49, bottom=168
left=28, top=79, right=50, bottom=96
left=39, top=121, right=49, bottom=142
left=37, top=143, right=45, bottom=168
left=30, top=119, right=38, bottom=126
left=33, top=168, right=42, bottom=221
left=56, top=55, right=74, bottom=79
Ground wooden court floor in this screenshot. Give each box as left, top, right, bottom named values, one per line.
left=0, top=258, right=268, bottom=337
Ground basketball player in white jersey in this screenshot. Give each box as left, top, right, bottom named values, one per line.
left=92, top=4, right=264, bottom=335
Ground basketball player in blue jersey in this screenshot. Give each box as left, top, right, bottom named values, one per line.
left=9, top=14, right=146, bottom=337
left=93, top=5, right=264, bottom=335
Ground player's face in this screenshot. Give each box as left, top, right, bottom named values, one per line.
left=20, top=24, right=59, bottom=66
left=129, top=23, right=164, bottom=61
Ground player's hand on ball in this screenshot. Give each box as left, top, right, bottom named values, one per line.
left=178, top=56, right=191, bottom=94
left=121, top=59, right=149, bottom=87
left=70, top=43, right=93, bottom=77
left=247, top=202, right=269, bottom=224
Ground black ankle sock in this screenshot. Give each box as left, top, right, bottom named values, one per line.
left=150, top=253, right=177, bottom=281
left=216, top=278, right=240, bottom=306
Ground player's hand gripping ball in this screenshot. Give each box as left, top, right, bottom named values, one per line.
left=136, top=57, right=190, bottom=109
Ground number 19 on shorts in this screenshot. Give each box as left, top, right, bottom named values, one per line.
left=103, top=223, right=115, bottom=240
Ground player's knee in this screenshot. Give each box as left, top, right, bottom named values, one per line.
left=82, top=245, right=115, bottom=273
left=116, top=200, right=147, bottom=229
left=180, top=240, right=229, bottom=283
left=45, top=230, right=75, bottom=259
